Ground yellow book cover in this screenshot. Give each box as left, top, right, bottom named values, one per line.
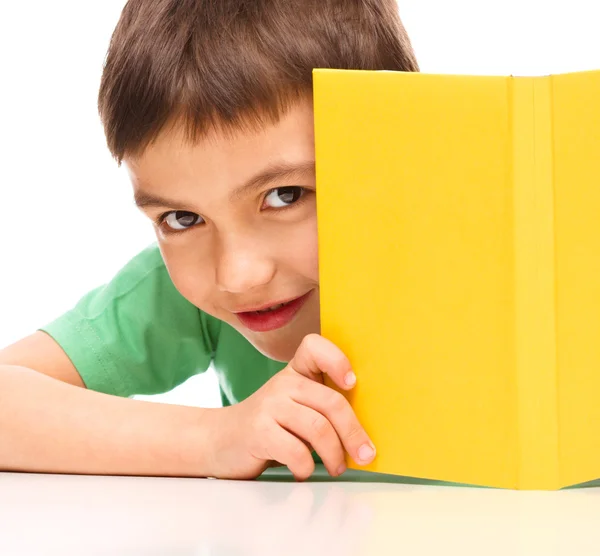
left=313, top=68, right=600, bottom=490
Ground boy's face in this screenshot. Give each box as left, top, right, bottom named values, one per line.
left=124, top=99, right=320, bottom=362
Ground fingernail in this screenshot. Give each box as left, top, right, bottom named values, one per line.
left=358, top=443, right=376, bottom=463
left=337, top=463, right=347, bottom=476
left=344, top=372, right=357, bottom=387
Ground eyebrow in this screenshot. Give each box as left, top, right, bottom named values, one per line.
left=134, top=160, right=316, bottom=210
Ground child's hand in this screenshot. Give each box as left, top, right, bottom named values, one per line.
left=209, top=334, right=376, bottom=481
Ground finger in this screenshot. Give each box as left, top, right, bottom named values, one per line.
left=261, top=425, right=315, bottom=481
left=290, top=377, right=376, bottom=467
left=289, top=334, right=356, bottom=391
left=276, top=402, right=345, bottom=477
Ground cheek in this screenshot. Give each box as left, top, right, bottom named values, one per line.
left=158, top=242, right=217, bottom=312
left=285, top=217, right=319, bottom=281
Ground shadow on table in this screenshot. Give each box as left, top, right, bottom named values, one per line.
left=258, top=463, right=600, bottom=490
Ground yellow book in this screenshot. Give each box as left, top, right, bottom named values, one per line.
left=313, top=68, right=600, bottom=490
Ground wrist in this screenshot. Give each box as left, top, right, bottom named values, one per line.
left=175, top=406, right=229, bottom=478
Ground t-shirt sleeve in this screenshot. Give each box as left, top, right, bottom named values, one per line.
left=39, top=244, right=221, bottom=397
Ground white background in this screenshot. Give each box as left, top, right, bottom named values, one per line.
left=0, top=1, right=598, bottom=407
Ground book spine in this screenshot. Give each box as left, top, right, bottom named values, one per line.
left=512, top=76, right=560, bottom=489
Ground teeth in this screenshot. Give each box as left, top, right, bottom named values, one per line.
left=256, top=303, right=285, bottom=314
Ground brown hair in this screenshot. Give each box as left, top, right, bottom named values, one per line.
left=99, top=0, right=419, bottom=162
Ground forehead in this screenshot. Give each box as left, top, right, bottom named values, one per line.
left=125, top=100, right=316, bottom=192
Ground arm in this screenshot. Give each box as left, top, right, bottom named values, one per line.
left=0, top=331, right=86, bottom=388
left=0, top=333, right=375, bottom=481
left=0, top=246, right=219, bottom=476
left=0, top=360, right=216, bottom=477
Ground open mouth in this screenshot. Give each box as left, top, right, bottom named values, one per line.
left=235, top=291, right=313, bottom=332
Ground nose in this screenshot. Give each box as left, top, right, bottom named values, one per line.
left=215, top=232, right=276, bottom=293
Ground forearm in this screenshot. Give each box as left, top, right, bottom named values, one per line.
left=0, top=365, right=217, bottom=477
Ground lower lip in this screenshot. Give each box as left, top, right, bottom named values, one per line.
left=235, top=291, right=313, bottom=332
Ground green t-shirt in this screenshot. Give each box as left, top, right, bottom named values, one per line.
left=40, top=243, right=286, bottom=405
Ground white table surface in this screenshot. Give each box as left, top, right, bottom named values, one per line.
left=2, top=465, right=600, bottom=556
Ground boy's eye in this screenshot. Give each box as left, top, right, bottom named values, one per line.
left=162, top=211, right=204, bottom=231
left=263, top=186, right=305, bottom=209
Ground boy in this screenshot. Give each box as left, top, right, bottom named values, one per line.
left=0, top=0, right=419, bottom=481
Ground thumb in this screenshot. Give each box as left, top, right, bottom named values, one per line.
left=288, top=334, right=356, bottom=391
